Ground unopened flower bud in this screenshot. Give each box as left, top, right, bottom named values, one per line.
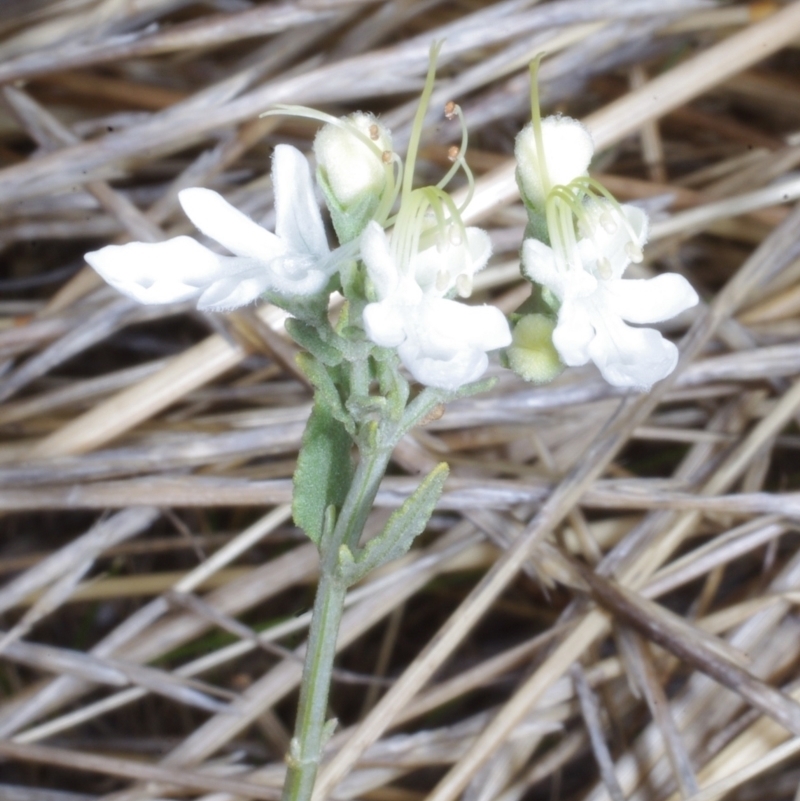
left=506, top=314, right=563, bottom=384
left=514, top=115, right=594, bottom=208
left=314, top=112, right=392, bottom=207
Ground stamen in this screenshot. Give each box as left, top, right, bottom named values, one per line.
left=369, top=123, right=380, bottom=140
left=624, top=241, right=643, bottom=263
left=375, top=152, right=403, bottom=225
left=444, top=101, right=457, bottom=120
left=455, top=156, right=475, bottom=214
left=393, top=189, right=422, bottom=272
left=263, top=105, right=383, bottom=159
left=436, top=269, right=450, bottom=291
left=597, top=257, right=613, bottom=280
left=436, top=103, right=469, bottom=192
left=549, top=185, right=587, bottom=225
left=448, top=145, right=460, bottom=162
left=600, top=212, right=617, bottom=234
left=571, top=176, right=642, bottom=248
left=456, top=274, right=472, bottom=297
left=436, top=189, right=469, bottom=258
left=448, top=226, right=462, bottom=246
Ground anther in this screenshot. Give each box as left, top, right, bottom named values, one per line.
left=624, top=241, right=643, bottom=263
left=448, top=227, right=462, bottom=246
left=456, top=274, right=472, bottom=297
left=436, top=269, right=450, bottom=292
left=597, top=257, right=613, bottom=280
left=448, top=145, right=460, bottom=162
left=444, top=101, right=457, bottom=120
left=369, top=123, right=380, bottom=140
left=600, top=212, right=617, bottom=234
left=381, top=150, right=392, bottom=163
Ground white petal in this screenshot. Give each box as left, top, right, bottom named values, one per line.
left=179, top=188, right=283, bottom=261
left=419, top=299, right=511, bottom=350
left=409, top=239, right=442, bottom=294
left=552, top=297, right=595, bottom=366
left=521, top=239, right=562, bottom=296
left=465, top=227, right=492, bottom=274
left=363, top=300, right=406, bottom=348
left=361, top=221, right=399, bottom=299
left=413, top=227, right=491, bottom=297
left=588, top=316, right=678, bottom=390
left=541, top=116, right=594, bottom=187
left=266, top=259, right=330, bottom=297
left=625, top=204, right=649, bottom=247
left=395, top=299, right=509, bottom=389
left=515, top=116, right=593, bottom=205
left=579, top=202, right=648, bottom=280
left=85, top=237, right=225, bottom=305
left=467, top=304, right=512, bottom=350
left=603, top=273, right=698, bottom=324
left=399, top=337, right=487, bottom=391
left=272, top=144, right=328, bottom=258
left=419, top=299, right=511, bottom=351
left=197, top=262, right=273, bottom=310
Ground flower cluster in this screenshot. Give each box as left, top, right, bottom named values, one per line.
left=86, top=84, right=510, bottom=392
left=511, top=71, right=698, bottom=390
left=86, top=54, right=696, bottom=398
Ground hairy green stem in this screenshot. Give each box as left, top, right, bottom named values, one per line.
left=281, top=444, right=394, bottom=801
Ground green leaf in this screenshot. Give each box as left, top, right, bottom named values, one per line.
left=295, top=353, right=354, bottom=435
left=337, top=463, right=449, bottom=585
left=292, top=402, right=354, bottom=546
left=338, top=258, right=367, bottom=304
left=285, top=318, right=342, bottom=366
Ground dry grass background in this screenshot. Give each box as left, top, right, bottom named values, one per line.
left=2, top=1, right=800, bottom=800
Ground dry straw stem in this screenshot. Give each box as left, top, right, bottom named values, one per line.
left=4, top=2, right=800, bottom=800
left=26, top=0, right=800, bottom=465
left=0, top=738, right=282, bottom=800
left=461, top=0, right=800, bottom=223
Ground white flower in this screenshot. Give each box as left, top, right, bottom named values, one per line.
left=361, top=221, right=511, bottom=390
left=515, top=115, right=594, bottom=208
left=314, top=112, right=392, bottom=207
left=522, top=201, right=698, bottom=390
left=85, top=145, right=333, bottom=311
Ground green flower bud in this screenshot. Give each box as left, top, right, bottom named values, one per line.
left=506, top=313, right=563, bottom=384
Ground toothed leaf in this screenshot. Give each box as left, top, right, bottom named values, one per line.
left=338, top=463, right=449, bottom=584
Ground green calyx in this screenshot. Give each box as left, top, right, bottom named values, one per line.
left=505, top=313, right=563, bottom=385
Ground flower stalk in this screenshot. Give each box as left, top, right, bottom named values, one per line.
left=281, top=441, right=394, bottom=801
